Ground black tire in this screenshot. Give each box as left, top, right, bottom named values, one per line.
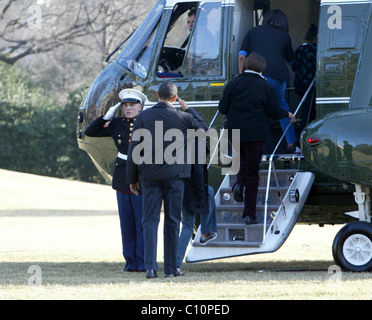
left=332, top=221, right=372, bottom=272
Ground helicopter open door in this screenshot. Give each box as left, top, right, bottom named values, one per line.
left=144, top=0, right=232, bottom=126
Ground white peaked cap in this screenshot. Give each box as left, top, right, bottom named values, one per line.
left=119, top=89, right=147, bottom=105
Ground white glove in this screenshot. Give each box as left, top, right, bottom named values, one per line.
left=103, top=102, right=121, bottom=120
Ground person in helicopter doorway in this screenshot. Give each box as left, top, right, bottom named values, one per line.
left=238, top=9, right=299, bottom=154
left=85, top=89, right=147, bottom=272
left=292, top=24, right=318, bottom=134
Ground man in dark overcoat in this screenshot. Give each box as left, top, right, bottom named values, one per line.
left=126, top=81, right=207, bottom=278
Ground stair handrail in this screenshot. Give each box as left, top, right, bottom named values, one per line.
left=207, top=110, right=221, bottom=170
left=263, top=79, right=315, bottom=243
left=208, top=110, right=220, bottom=130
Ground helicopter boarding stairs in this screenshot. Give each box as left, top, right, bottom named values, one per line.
left=186, top=157, right=315, bottom=262
left=186, top=81, right=315, bottom=263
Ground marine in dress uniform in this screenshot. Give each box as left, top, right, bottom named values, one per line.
left=85, top=89, right=147, bottom=272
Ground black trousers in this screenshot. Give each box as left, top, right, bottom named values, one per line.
left=141, top=179, right=184, bottom=275
left=234, top=141, right=265, bottom=219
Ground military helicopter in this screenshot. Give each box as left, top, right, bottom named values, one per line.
left=77, top=0, right=372, bottom=272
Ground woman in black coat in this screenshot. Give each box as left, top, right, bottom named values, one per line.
left=219, top=52, right=295, bottom=224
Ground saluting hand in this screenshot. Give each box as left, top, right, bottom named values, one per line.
left=103, top=102, right=122, bottom=120
left=177, top=97, right=188, bottom=111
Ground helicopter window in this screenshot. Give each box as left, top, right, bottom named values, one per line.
left=164, top=4, right=197, bottom=48
left=156, top=2, right=222, bottom=78
left=156, top=2, right=198, bottom=78
left=330, top=17, right=358, bottom=49
left=183, top=2, right=222, bottom=77
left=117, top=0, right=165, bottom=78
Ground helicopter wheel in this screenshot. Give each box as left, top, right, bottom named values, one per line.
left=332, top=221, right=372, bottom=272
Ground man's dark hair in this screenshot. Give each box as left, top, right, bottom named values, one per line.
left=158, top=81, right=178, bottom=101
left=244, top=52, right=266, bottom=73
left=305, top=24, right=318, bottom=42
left=263, top=9, right=289, bottom=33
left=188, top=8, right=196, bottom=17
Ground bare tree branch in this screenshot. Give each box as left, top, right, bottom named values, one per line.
left=0, top=0, right=155, bottom=102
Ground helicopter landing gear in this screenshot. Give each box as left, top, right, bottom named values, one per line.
left=332, top=221, right=372, bottom=272
left=333, top=184, right=372, bottom=271
left=345, top=184, right=371, bottom=222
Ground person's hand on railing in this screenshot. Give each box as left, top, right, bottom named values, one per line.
left=288, top=112, right=296, bottom=123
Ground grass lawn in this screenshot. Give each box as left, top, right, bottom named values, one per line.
left=1, top=169, right=372, bottom=301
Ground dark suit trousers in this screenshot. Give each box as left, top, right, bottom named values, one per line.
left=235, top=141, right=265, bottom=219
left=141, top=179, right=184, bottom=275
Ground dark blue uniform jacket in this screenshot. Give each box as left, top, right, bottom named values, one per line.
left=85, top=116, right=134, bottom=193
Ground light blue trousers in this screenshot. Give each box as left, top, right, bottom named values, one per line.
left=177, top=186, right=217, bottom=268
left=265, top=75, right=297, bottom=145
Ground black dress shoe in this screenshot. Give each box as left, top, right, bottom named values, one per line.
left=233, top=184, right=243, bottom=202
left=176, top=268, right=185, bottom=276
left=146, top=270, right=158, bottom=279
left=165, top=269, right=185, bottom=277
left=244, top=216, right=258, bottom=225
left=164, top=273, right=174, bottom=278
left=244, top=213, right=263, bottom=225
left=287, top=144, right=296, bottom=154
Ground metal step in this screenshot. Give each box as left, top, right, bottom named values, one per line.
left=219, top=186, right=284, bottom=206
left=216, top=205, right=277, bottom=224
left=192, top=223, right=268, bottom=247
left=193, top=241, right=262, bottom=248
left=229, top=169, right=297, bottom=188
